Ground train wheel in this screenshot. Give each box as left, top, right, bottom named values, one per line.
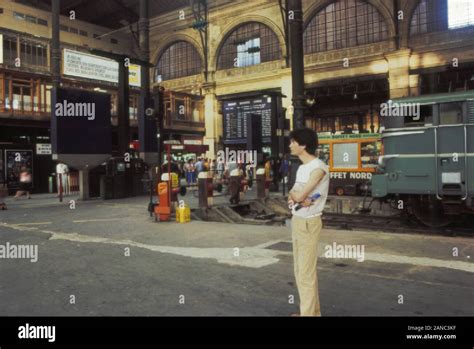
left=410, top=195, right=453, bottom=228
left=335, top=187, right=345, bottom=196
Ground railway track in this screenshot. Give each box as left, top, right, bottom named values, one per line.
left=193, top=197, right=473, bottom=237
left=322, top=212, right=473, bottom=237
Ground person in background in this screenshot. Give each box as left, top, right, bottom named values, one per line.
left=14, top=167, right=32, bottom=199
left=195, top=158, right=203, bottom=175
left=202, top=158, right=208, bottom=172
left=185, top=159, right=195, bottom=186
left=226, top=161, right=238, bottom=179
left=280, top=154, right=289, bottom=184
left=217, top=159, right=225, bottom=179
left=264, top=157, right=272, bottom=181
left=210, top=159, right=217, bottom=178
left=246, top=162, right=254, bottom=181
left=0, top=158, right=6, bottom=210
left=178, top=160, right=185, bottom=179
left=161, top=160, right=182, bottom=178
left=272, top=156, right=281, bottom=189
left=56, top=161, right=69, bottom=197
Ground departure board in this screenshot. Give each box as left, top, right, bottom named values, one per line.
left=223, top=96, right=273, bottom=144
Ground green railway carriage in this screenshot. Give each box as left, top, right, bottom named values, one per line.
left=372, top=91, right=474, bottom=227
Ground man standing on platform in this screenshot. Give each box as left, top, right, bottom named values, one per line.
left=288, top=128, right=330, bottom=316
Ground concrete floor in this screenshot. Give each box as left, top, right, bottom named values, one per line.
left=0, top=193, right=473, bottom=316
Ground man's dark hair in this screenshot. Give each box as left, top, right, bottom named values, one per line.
left=290, top=128, right=319, bottom=155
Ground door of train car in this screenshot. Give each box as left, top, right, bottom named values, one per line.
left=436, top=100, right=471, bottom=199
left=317, top=134, right=382, bottom=196
left=468, top=100, right=474, bottom=205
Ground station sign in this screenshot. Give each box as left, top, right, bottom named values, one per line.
left=319, top=133, right=381, bottom=140
left=330, top=172, right=373, bottom=180
left=163, top=140, right=182, bottom=145
left=171, top=145, right=185, bottom=150
left=63, top=49, right=141, bottom=87
left=36, top=144, right=52, bottom=155
left=183, top=140, right=202, bottom=145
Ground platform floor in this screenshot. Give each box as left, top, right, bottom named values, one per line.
left=0, top=193, right=472, bottom=316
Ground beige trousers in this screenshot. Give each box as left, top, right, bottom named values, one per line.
left=292, top=215, right=322, bottom=316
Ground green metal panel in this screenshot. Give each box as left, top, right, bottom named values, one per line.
left=371, top=174, right=387, bottom=198
left=468, top=101, right=474, bottom=124
left=385, top=157, right=437, bottom=194
left=391, top=91, right=474, bottom=106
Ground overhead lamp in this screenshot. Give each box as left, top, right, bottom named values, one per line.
left=305, top=93, right=316, bottom=107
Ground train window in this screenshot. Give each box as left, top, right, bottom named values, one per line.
left=404, top=105, right=433, bottom=127
left=361, top=141, right=381, bottom=169
left=440, top=102, right=463, bottom=125
left=317, top=144, right=330, bottom=165
left=333, top=143, right=358, bottom=169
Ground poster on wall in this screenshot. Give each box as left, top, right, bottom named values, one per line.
left=128, top=64, right=141, bottom=87
left=5, top=150, right=34, bottom=189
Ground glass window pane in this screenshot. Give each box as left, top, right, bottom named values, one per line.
left=26, top=15, right=36, bottom=24
left=156, top=41, right=202, bottom=81
left=361, top=141, right=381, bottom=168
left=333, top=143, right=358, bottom=168
left=13, top=12, right=25, bottom=21
left=448, top=0, right=474, bottom=29
left=304, top=0, right=388, bottom=54
left=440, top=102, right=463, bottom=125
left=317, top=144, right=330, bottom=165
left=217, top=22, right=280, bottom=70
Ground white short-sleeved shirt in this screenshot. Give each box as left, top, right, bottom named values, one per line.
left=56, top=163, right=68, bottom=175
left=291, top=158, right=329, bottom=218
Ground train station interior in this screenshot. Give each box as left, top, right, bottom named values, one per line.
left=0, top=0, right=473, bottom=339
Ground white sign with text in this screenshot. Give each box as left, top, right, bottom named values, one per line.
left=63, top=49, right=141, bottom=87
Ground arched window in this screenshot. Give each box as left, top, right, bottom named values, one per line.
left=155, top=41, right=202, bottom=82
left=410, top=0, right=474, bottom=36
left=304, top=0, right=388, bottom=54
left=217, top=22, right=281, bottom=70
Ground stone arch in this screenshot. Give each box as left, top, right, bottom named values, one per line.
left=210, top=15, right=286, bottom=71
left=151, top=34, right=204, bottom=68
